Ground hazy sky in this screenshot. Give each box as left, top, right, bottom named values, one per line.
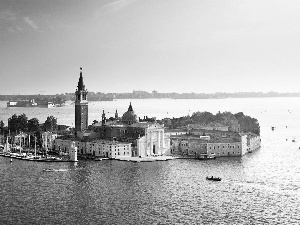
left=1, top=0, right=300, bottom=94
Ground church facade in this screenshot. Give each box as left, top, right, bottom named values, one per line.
left=93, top=103, right=171, bottom=157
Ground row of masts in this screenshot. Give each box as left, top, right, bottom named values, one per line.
left=4, top=132, right=44, bottom=157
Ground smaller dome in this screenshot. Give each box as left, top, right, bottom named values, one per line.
left=122, top=102, right=138, bottom=124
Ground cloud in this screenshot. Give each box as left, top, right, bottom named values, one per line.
left=0, top=10, right=16, bottom=20
left=23, top=17, right=38, bottom=29
left=101, top=0, right=137, bottom=13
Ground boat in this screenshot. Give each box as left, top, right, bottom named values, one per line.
left=43, top=168, right=56, bottom=172
left=43, top=168, right=68, bottom=172
left=198, top=153, right=216, bottom=160
left=206, top=176, right=222, bottom=181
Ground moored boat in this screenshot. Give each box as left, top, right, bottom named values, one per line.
left=198, top=153, right=216, bottom=160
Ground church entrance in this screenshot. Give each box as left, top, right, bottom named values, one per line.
left=153, top=145, right=156, bottom=155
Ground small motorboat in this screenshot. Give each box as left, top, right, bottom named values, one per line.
left=206, top=176, right=222, bottom=181
left=43, top=168, right=56, bottom=172
left=43, top=168, right=68, bottom=172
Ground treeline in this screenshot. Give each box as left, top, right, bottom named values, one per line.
left=1, top=91, right=300, bottom=102
left=160, top=111, right=260, bottom=135
left=0, top=114, right=71, bottom=148
left=0, top=114, right=69, bottom=135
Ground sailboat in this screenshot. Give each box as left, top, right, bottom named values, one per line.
left=33, top=136, right=40, bottom=159
left=4, top=137, right=10, bottom=155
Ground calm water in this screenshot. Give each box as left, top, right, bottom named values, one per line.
left=1, top=98, right=300, bottom=224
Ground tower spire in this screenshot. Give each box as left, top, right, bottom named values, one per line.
left=128, top=102, right=133, bottom=112
left=75, top=67, right=88, bottom=133
left=115, top=109, right=118, bottom=119
left=77, top=67, right=85, bottom=91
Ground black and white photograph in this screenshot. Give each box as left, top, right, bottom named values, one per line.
left=0, top=0, right=300, bottom=224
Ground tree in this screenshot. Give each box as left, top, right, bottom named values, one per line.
left=0, top=120, right=4, bottom=133
left=234, top=112, right=260, bottom=135
left=28, top=118, right=40, bottom=132
left=8, top=113, right=28, bottom=133
left=8, top=114, right=18, bottom=132
left=18, top=114, right=28, bottom=131
left=191, top=111, right=214, bottom=124
left=43, top=116, right=58, bottom=132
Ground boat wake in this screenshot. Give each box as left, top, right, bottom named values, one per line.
left=43, top=168, right=69, bottom=172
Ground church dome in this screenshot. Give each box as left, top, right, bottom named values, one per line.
left=122, top=102, right=138, bottom=125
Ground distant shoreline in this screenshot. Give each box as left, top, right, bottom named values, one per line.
left=1, top=92, right=300, bottom=102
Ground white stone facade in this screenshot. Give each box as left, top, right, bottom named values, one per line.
left=136, top=124, right=171, bottom=157
left=41, top=132, right=58, bottom=150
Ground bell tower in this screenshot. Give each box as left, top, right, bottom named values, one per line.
left=75, top=67, right=88, bottom=132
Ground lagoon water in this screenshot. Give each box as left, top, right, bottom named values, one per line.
left=1, top=98, right=300, bottom=224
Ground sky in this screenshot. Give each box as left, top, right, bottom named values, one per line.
left=1, top=0, right=300, bottom=95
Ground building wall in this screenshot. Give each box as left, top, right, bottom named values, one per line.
left=248, top=135, right=261, bottom=151
left=42, top=132, right=58, bottom=150
left=207, top=142, right=243, bottom=157
left=187, top=141, right=207, bottom=157
left=53, top=138, right=131, bottom=159
left=170, top=134, right=249, bottom=158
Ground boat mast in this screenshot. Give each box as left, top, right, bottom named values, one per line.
left=34, top=136, right=36, bottom=157
left=19, top=132, right=22, bottom=155
left=28, top=134, right=30, bottom=150
left=45, top=132, right=47, bottom=157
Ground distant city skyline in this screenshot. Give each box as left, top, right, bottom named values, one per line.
left=1, top=0, right=300, bottom=95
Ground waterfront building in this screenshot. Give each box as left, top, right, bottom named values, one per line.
left=69, top=141, right=78, bottom=161
left=75, top=67, right=88, bottom=133
left=136, top=123, right=171, bottom=157
left=170, top=128, right=260, bottom=158
left=246, top=133, right=261, bottom=152
left=93, top=103, right=171, bottom=157
left=51, top=69, right=171, bottom=159
left=53, top=138, right=131, bottom=159
left=41, top=132, right=58, bottom=150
